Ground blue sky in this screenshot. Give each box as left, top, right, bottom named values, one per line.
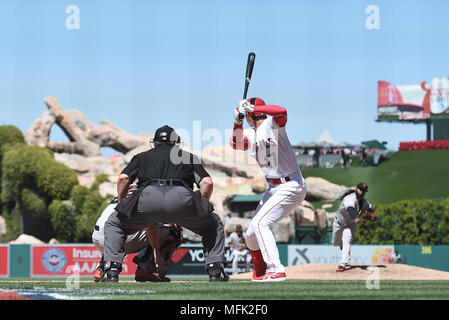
left=1, top=0, right=448, bottom=155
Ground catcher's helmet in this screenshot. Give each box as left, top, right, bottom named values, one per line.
left=246, top=97, right=267, bottom=119
left=153, top=125, right=181, bottom=144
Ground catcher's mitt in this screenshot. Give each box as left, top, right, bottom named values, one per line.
left=362, top=210, right=377, bottom=222
left=238, top=244, right=246, bottom=252
left=132, top=224, right=183, bottom=272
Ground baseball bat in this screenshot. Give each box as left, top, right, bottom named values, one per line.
left=239, top=52, right=256, bottom=120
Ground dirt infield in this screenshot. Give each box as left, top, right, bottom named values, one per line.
left=231, top=264, right=449, bottom=280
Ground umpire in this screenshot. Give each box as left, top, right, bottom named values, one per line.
left=102, top=125, right=228, bottom=282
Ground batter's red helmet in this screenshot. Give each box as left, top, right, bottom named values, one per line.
left=246, top=97, right=267, bottom=118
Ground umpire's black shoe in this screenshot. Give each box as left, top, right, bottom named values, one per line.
left=206, top=262, right=230, bottom=282
left=101, top=262, right=122, bottom=283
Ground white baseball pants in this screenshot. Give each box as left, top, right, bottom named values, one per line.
left=231, top=249, right=251, bottom=275
left=245, top=175, right=307, bottom=274
left=332, top=218, right=357, bottom=266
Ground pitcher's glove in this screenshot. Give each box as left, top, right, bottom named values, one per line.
left=363, top=210, right=377, bottom=222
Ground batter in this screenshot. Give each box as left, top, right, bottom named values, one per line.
left=230, top=98, right=307, bottom=282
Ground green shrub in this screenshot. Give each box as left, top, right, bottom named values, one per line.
left=355, top=198, right=449, bottom=245
left=82, top=192, right=108, bottom=217
left=0, top=125, right=25, bottom=209
left=90, top=173, right=110, bottom=192
left=2, top=144, right=78, bottom=203
left=21, top=188, right=48, bottom=219
left=0, top=125, right=24, bottom=153
left=74, top=192, right=108, bottom=242
left=49, top=200, right=75, bottom=242
left=0, top=203, right=21, bottom=242
left=70, top=185, right=90, bottom=214
left=0, top=135, right=114, bottom=243
left=71, top=182, right=109, bottom=242
left=1, top=144, right=78, bottom=241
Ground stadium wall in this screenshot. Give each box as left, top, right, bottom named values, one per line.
left=1, top=244, right=449, bottom=277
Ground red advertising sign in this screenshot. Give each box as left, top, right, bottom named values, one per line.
left=0, top=245, right=9, bottom=277
left=31, top=245, right=136, bottom=277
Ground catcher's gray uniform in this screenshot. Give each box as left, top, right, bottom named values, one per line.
left=332, top=192, right=373, bottom=267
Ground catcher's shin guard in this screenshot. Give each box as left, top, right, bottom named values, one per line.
left=93, top=256, right=105, bottom=282
left=249, top=249, right=267, bottom=278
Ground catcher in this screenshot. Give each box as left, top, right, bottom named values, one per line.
left=92, top=194, right=183, bottom=282
left=332, top=182, right=376, bottom=272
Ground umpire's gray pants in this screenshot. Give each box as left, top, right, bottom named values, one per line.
left=103, top=185, right=225, bottom=267
left=92, top=228, right=148, bottom=255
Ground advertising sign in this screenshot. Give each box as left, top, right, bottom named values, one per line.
left=166, top=244, right=252, bottom=275
left=31, top=245, right=137, bottom=277
left=288, top=245, right=394, bottom=266
left=0, top=245, right=9, bottom=277
left=377, top=78, right=449, bottom=121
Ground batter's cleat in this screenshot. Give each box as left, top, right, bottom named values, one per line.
left=252, top=272, right=287, bottom=282
left=336, top=265, right=346, bottom=272
left=101, top=262, right=122, bottom=282
left=135, top=268, right=171, bottom=282
left=206, top=262, right=230, bottom=282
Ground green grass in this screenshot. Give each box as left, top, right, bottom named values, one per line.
left=302, top=150, right=449, bottom=205
left=1, top=278, right=449, bottom=300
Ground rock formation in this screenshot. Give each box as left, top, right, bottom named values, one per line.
left=25, top=96, right=148, bottom=157
left=303, top=177, right=348, bottom=201
left=10, top=234, right=44, bottom=244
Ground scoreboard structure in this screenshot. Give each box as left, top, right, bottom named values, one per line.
left=377, top=78, right=449, bottom=141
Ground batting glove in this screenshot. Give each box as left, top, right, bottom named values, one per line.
left=238, top=99, right=254, bottom=113
left=234, top=108, right=244, bottom=125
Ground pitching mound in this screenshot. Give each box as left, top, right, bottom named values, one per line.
left=231, top=264, right=449, bottom=280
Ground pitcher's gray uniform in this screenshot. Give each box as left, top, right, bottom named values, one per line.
left=332, top=189, right=373, bottom=268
